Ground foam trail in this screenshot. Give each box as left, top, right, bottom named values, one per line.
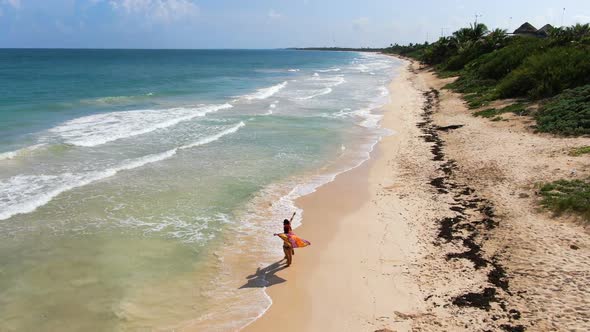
left=0, top=122, right=245, bottom=221
left=297, top=88, right=333, bottom=100
left=243, top=82, right=287, bottom=100
left=0, top=144, right=46, bottom=161
left=181, top=122, right=245, bottom=149
left=325, top=76, right=346, bottom=87
left=49, top=103, right=233, bottom=147
left=317, top=68, right=341, bottom=72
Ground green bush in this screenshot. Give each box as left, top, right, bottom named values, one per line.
left=497, top=45, right=590, bottom=99
left=444, top=71, right=497, bottom=108
left=474, top=37, right=547, bottom=80
left=422, top=37, right=458, bottom=65
left=444, top=45, right=487, bottom=71
left=539, top=179, right=590, bottom=221
left=535, top=85, right=590, bottom=136
left=473, top=103, right=528, bottom=118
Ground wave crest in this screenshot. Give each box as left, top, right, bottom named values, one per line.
left=0, top=122, right=245, bottom=221
left=243, top=82, right=287, bottom=100
left=48, top=104, right=233, bottom=147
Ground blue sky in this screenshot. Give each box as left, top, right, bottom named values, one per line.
left=1, top=0, right=589, bottom=48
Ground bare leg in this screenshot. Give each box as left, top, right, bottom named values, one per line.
left=283, top=246, right=289, bottom=260
left=285, top=247, right=293, bottom=266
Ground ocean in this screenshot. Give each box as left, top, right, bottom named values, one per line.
left=0, top=49, right=400, bottom=331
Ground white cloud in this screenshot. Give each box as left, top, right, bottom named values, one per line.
left=352, top=17, right=369, bottom=31
left=2, top=0, right=21, bottom=9
left=108, top=0, right=199, bottom=23
left=268, top=9, right=281, bottom=20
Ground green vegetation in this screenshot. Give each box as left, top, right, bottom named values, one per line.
left=569, top=146, right=590, bottom=156
left=535, top=85, right=590, bottom=135
left=474, top=103, right=529, bottom=118
left=539, top=179, right=590, bottom=221
left=497, top=46, right=590, bottom=99
left=384, top=23, right=590, bottom=136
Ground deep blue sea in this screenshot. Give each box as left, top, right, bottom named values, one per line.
left=0, top=49, right=400, bottom=331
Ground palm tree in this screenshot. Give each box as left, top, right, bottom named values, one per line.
left=485, top=28, right=508, bottom=50
left=451, top=23, right=489, bottom=50
left=549, top=23, right=590, bottom=45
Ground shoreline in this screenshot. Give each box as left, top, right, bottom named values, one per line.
left=243, top=58, right=590, bottom=331
left=245, top=59, right=427, bottom=331
left=176, top=53, right=403, bottom=331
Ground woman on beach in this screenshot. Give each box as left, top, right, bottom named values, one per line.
left=282, top=212, right=296, bottom=265
left=275, top=212, right=311, bottom=267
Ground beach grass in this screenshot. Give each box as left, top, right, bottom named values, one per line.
left=569, top=146, right=590, bottom=156
left=539, top=179, right=590, bottom=221
left=474, top=103, right=529, bottom=118
left=535, top=85, right=590, bottom=136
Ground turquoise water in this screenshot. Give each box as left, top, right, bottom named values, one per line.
left=0, top=49, right=400, bottom=330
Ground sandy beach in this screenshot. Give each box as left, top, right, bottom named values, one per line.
left=245, top=59, right=590, bottom=331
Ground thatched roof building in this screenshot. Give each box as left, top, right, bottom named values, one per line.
left=513, top=22, right=538, bottom=36
left=537, top=24, right=554, bottom=37
left=512, top=22, right=553, bottom=38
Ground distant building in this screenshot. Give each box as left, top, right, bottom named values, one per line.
left=537, top=24, right=554, bottom=37
left=512, top=22, right=553, bottom=38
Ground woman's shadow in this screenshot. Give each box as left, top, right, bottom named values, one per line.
left=239, top=260, right=288, bottom=289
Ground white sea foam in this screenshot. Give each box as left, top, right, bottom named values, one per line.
left=309, top=75, right=345, bottom=86
left=0, top=122, right=245, bottom=221
left=355, top=108, right=383, bottom=128
left=320, top=106, right=383, bottom=128
left=181, top=122, right=244, bottom=149
left=317, top=68, right=341, bottom=72
left=287, top=69, right=300, bottom=72
left=117, top=213, right=230, bottom=244
left=262, top=102, right=278, bottom=115
left=0, top=144, right=46, bottom=161
left=351, top=64, right=369, bottom=72
left=243, top=81, right=287, bottom=100
left=325, top=76, right=346, bottom=87
left=48, top=103, right=233, bottom=147
left=297, top=87, right=333, bottom=100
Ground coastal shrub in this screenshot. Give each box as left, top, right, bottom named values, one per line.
left=444, top=72, right=497, bottom=108
left=548, top=24, right=590, bottom=46
left=445, top=72, right=496, bottom=94
left=444, top=45, right=487, bottom=71
left=539, top=179, right=590, bottom=221
left=443, top=28, right=508, bottom=71
left=473, top=37, right=547, bottom=80
left=535, top=85, right=590, bottom=136
left=463, top=93, right=495, bottom=109
left=497, top=46, right=590, bottom=99
left=473, top=103, right=528, bottom=118
left=422, top=37, right=458, bottom=65
left=569, top=146, right=590, bottom=156
left=384, top=42, right=429, bottom=60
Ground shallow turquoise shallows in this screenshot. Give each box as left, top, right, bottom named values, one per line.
left=0, top=49, right=400, bottom=331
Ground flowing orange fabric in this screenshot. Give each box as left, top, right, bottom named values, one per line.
left=277, top=233, right=311, bottom=248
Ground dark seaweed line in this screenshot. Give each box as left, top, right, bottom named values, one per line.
left=418, top=89, right=524, bottom=332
